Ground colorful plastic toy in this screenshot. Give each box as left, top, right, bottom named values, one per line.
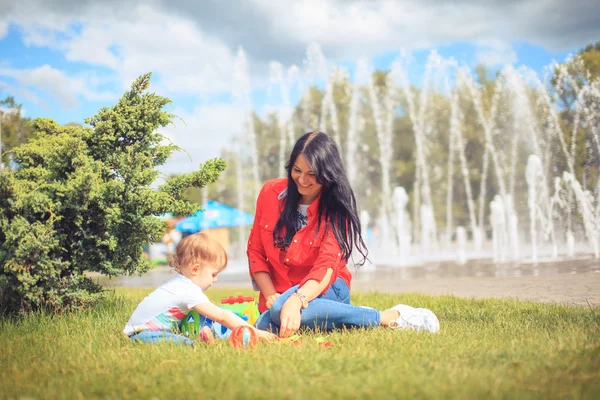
left=220, top=296, right=260, bottom=326
left=229, top=326, right=258, bottom=349
left=180, top=295, right=260, bottom=340
left=212, top=319, right=236, bottom=339
left=280, top=334, right=303, bottom=345
left=180, top=310, right=212, bottom=337
left=315, top=336, right=333, bottom=348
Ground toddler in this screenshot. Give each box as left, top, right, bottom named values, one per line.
left=124, top=232, right=276, bottom=345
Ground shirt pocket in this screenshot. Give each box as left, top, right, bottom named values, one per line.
left=302, top=235, right=323, bottom=248
left=296, top=235, right=323, bottom=265
left=260, top=217, right=275, bottom=232
left=259, top=217, right=275, bottom=246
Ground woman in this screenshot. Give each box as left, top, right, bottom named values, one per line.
left=247, top=132, right=439, bottom=337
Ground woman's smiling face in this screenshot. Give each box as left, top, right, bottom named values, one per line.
left=291, top=153, right=322, bottom=204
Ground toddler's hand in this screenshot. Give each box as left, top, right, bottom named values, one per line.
left=256, top=329, right=277, bottom=342
left=197, top=325, right=215, bottom=344
left=266, top=293, right=280, bottom=309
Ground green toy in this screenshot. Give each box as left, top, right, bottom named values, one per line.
left=181, top=310, right=210, bottom=337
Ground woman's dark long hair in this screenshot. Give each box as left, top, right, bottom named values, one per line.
left=273, top=132, right=369, bottom=266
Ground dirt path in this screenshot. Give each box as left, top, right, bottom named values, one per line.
left=352, top=269, right=600, bottom=306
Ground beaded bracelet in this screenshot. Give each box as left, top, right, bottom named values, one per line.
left=294, top=291, right=308, bottom=309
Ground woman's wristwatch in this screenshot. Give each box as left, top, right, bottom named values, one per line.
left=294, top=291, right=309, bottom=309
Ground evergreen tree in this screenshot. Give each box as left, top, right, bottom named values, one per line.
left=0, top=73, right=226, bottom=314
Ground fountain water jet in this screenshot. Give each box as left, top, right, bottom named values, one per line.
left=490, top=195, right=508, bottom=263
left=224, top=46, right=600, bottom=265
left=456, top=226, right=467, bottom=265
left=346, top=59, right=369, bottom=188
left=269, top=62, right=299, bottom=176
left=393, top=187, right=411, bottom=266
left=561, top=172, right=600, bottom=258
left=233, top=48, right=259, bottom=196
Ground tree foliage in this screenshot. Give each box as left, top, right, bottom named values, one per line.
left=551, top=41, right=600, bottom=189
left=0, top=73, right=226, bottom=314
left=1, top=96, right=34, bottom=168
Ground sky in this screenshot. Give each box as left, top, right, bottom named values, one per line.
left=1, top=0, right=599, bottom=176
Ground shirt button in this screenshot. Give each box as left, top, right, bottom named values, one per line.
left=309, top=241, right=313, bottom=245
left=294, top=239, right=297, bottom=243
left=286, top=258, right=289, bottom=262
left=265, top=224, right=268, bottom=228
left=338, top=253, right=341, bottom=256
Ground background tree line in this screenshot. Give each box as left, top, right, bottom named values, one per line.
left=191, top=42, right=600, bottom=249
left=2, top=41, right=598, bottom=259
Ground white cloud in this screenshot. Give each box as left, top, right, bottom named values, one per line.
left=0, top=80, right=46, bottom=108
left=475, top=39, right=518, bottom=67
left=0, top=65, right=116, bottom=109
left=65, top=25, right=120, bottom=70
left=21, top=26, right=69, bottom=48
left=4, top=0, right=598, bottom=85
left=0, top=21, right=7, bottom=39
left=1, top=0, right=598, bottom=175
left=110, top=6, right=235, bottom=94
left=160, top=103, right=244, bottom=175
left=2, top=2, right=236, bottom=101
left=2, top=0, right=597, bottom=106
left=7, top=4, right=236, bottom=95
left=242, top=0, right=598, bottom=63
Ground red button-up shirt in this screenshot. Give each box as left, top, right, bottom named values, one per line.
left=247, top=178, right=352, bottom=312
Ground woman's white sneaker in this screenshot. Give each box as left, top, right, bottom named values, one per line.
left=389, top=304, right=440, bottom=333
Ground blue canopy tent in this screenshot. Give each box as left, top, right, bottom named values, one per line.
left=175, top=200, right=255, bottom=233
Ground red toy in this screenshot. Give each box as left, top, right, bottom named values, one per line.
left=229, top=326, right=258, bottom=349
left=315, top=336, right=333, bottom=348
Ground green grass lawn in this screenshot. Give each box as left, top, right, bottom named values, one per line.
left=1, top=288, right=599, bottom=399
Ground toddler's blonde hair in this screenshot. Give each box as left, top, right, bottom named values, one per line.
left=168, top=232, right=227, bottom=273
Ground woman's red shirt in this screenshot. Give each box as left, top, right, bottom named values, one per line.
left=247, top=178, right=352, bottom=312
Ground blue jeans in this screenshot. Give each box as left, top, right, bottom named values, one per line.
left=255, top=277, right=380, bottom=333
left=130, top=330, right=194, bottom=346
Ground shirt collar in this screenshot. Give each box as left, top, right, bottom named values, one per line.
left=306, top=193, right=321, bottom=217
left=277, top=186, right=321, bottom=218
left=277, top=187, right=288, bottom=200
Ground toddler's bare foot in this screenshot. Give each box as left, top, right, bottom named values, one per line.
left=380, top=309, right=401, bottom=327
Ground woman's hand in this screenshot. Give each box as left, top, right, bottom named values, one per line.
left=265, top=293, right=280, bottom=309
left=279, top=295, right=303, bottom=338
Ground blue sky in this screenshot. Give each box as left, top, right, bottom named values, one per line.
left=0, top=0, right=597, bottom=175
